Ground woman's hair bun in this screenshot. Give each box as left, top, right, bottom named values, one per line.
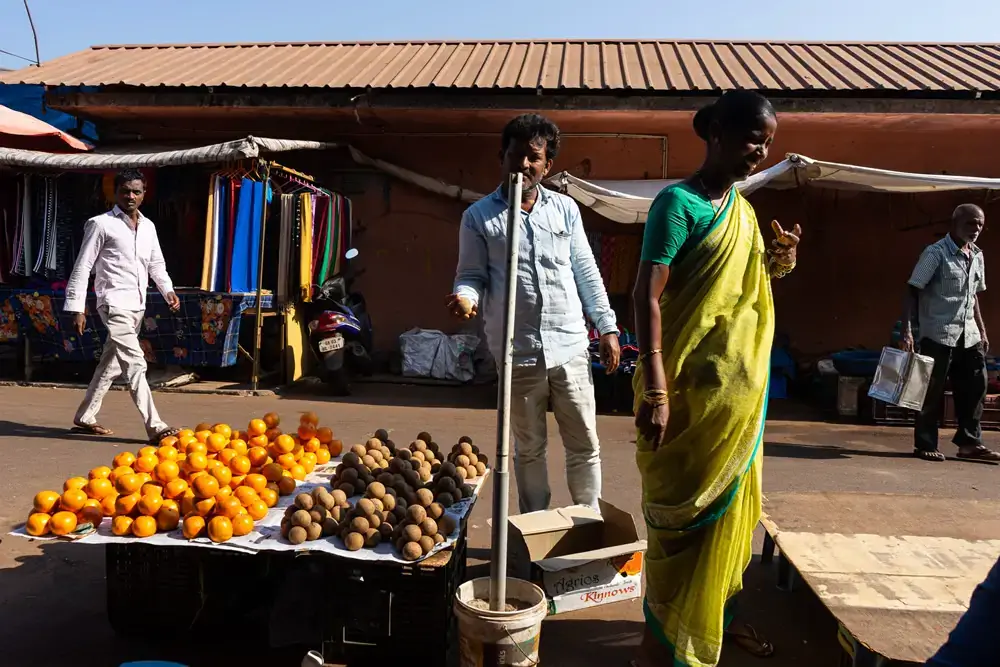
left=693, top=102, right=716, bottom=141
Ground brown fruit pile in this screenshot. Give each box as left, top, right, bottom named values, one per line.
left=446, top=436, right=488, bottom=481
left=389, top=499, right=458, bottom=562
left=337, top=481, right=401, bottom=551
left=280, top=488, right=345, bottom=544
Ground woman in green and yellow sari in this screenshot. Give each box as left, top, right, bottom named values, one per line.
left=631, top=91, right=801, bottom=667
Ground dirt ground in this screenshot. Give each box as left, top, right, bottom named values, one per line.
left=1, top=383, right=997, bottom=667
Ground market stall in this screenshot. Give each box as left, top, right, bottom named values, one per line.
left=0, top=137, right=352, bottom=389
left=10, top=410, right=487, bottom=664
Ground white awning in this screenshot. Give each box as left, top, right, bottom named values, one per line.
left=0, top=136, right=337, bottom=169
left=550, top=154, right=1000, bottom=224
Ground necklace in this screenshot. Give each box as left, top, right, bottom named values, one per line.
left=694, top=172, right=724, bottom=211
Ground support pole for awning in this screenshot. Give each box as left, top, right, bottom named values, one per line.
left=489, top=171, right=523, bottom=611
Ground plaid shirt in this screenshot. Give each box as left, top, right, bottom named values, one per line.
left=454, top=186, right=617, bottom=369
left=908, top=234, right=986, bottom=348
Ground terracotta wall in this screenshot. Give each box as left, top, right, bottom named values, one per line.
left=289, top=115, right=1000, bottom=357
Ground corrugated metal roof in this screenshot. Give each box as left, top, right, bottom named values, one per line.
left=3, top=40, right=1000, bottom=93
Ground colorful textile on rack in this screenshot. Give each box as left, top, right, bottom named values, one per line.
left=231, top=178, right=264, bottom=294
left=298, top=192, right=313, bottom=302
left=200, top=175, right=216, bottom=290
left=1, top=287, right=272, bottom=367
left=276, top=194, right=294, bottom=304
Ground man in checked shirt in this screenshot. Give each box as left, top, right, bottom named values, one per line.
left=901, top=204, right=1000, bottom=462
left=446, top=114, right=621, bottom=513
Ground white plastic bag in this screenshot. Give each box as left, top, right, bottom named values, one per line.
left=399, top=328, right=480, bottom=382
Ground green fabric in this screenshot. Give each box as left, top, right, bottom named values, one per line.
left=641, top=182, right=726, bottom=267
left=318, top=199, right=334, bottom=284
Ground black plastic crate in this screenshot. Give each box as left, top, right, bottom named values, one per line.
left=106, top=542, right=274, bottom=638
left=321, top=523, right=467, bottom=667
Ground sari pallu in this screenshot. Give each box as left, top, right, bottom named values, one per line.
left=632, top=188, right=774, bottom=667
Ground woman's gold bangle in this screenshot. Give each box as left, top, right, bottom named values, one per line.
left=639, top=349, right=662, bottom=362
left=642, top=389, right=669, bottom=407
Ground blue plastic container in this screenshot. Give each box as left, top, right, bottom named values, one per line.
left=831, top=350, right=881, bottom=378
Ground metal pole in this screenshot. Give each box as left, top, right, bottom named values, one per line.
left=489, top=172, right=523, bottom=612
left=251, top=162, right=271, bottom=392
left=23, top=0, right=41, bottom=66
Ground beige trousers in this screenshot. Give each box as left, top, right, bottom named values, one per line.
left=74, top=306, right=167, bottom=439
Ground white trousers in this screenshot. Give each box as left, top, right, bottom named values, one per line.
left=74, top=306, right=167, bottom=439
left=509, top=353, right=602, bottom=514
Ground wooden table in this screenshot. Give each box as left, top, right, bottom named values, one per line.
left=760, top=492, right=1000, bottom=666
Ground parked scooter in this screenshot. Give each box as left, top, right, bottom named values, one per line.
left=307, top=249, right=373, bottom=394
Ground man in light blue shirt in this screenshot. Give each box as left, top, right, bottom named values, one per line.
left=446, top=113, right=620, bottom=513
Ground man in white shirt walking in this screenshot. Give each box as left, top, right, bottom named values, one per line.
left=65, top=169, right=180, bottom=444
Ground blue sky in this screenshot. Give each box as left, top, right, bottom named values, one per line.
left=1, top=0, right=998, bottom=70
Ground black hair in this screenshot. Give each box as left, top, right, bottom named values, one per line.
left=693, top=90, right=776, bottom=141
left=114, top=168, right=146, bottom=190
left=501, top=113, right=561, bottom=160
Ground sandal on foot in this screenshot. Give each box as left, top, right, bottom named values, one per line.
left=71, top=422, right=114, bottom=436
left=725, top=624, right=775, bottom=658
left=956, top=446, right=1000, bottom=462
left=914, top=449, right=946, bottom=462
left=148, top=427, right=181, bottom=445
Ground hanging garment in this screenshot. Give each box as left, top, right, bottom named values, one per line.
left=276, top=194, right=293, bottom=304
left=32, top=177, right=56, bottom=275
left=230, top=178, right=265, bottom=293
left=209, top=176, right=225, bottom=291
left=224, top=177, right=239, bottom=292
left=311, top=195, right=328, bottom=285
left=12, top=177, right=25, bottom=277
left=316, top=195, right=334, bottom=286
left=299, top=192, right=313, bottom=302
left=200, top=174, right=217, bottom=290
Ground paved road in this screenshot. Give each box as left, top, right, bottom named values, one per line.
left=0, top=383, right=996, bottom=666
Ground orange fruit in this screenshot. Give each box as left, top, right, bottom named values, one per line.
left=229, top=454, right=251, bottom=475
left=302, top=438, right=319, bottom=454
left=86, top=477, right=114, bottom=500
left=50, top=511, right=78, bottom=536
left=116, top=473, right=143, bottom=495
left=182, top=514, right=206, bottom=539
left=161, top=496, right=179, bottom=511
left=192, top=475, right=220, bottom=499
left=207, top=516, right=233, bottom=543
left=247, top=446, right=269, bottom=467
left=277, top=476, right=296, bottom=496
left=179, top=495, right=195, bottom=516
left=194, top=496, right=217, bottom=517
left=315, top=426, right=333, bottom=444
left=60, top=489, right=87, bottom=512
left=185, top=452, right=209, bottom=473
left=216, top=496, right=242, bottom=520
left=156, top=506, right=181, bottom=532
left=218, top=449, right=238, bottom=466
left=248, top=434, right=269, bottom=450
left=178, top=428, right=195, bottom=438
left=244, top=474, right=268, bottom=493
left=233, top=486, right=257, bottom=505
left=194, top=430, right=212, bottom=445
left=156, top=445, right=179, bottom=462
left=206, top=459, right=223, bottom=472
left=33, top=490, right=61, bottom=514
left=89, top=466, right=112, bottom=480
left=263, top=429, right=280, bottom=444
left=134, top=454, right=158, bottom=474
left=290, top=464, right=307, bottom=481
left=141, top=482, right=163, bottom=497
left=328, top=439, right=343, bottom=456
left=231, top=513, right=254, bottom=537
left=300, top=411, right=319, bottom=427
left=159, top=434, right=179, bottom=448
left=246, top=499, right=269, bottom=520
left=263, top=412, right=280, bottom=428
left=316, top=448, right=331, bottom=465
left=212, top=423, right=233, bottom=439
left=229, top=475, right=246, bottom=490
left=131, top=515, right=156, bottom=537
left=259, top=488, right=278, bottom=508
left=262, top=463, right=284, bottom=483
left=210, top=464, right=232, bottom=487
left=187, top=440, right=209, bottom=456
left=193, top=422, right=212, bottom=433
left=136, top=473, right=153, bottom=486
left=111, top=515, right=134, bottom=536
left=178, top=435, right=198, bottom=452
left=154, top=460, right=180, bottom=483
left=292, top=445, right=305, bottom=462
left=109, top=465, right=134, bottom=486
left=64, top=476, right=88, bottom=492
left=83, top=497, right=102, bottom=510
left=112, top=452, right=136, bottom=469
left=77, top=505, right=103, bottom=528
left=164, top=479, right=188, bottom=499
left=297, top=424, right=317, bottom=440
left=206, top=433, right=229, bottom=454
left=137, top=445, right=157, bottom=459
left=248, top=419, right=267, bottom=437
left=137, top=493, right=163, bottom=516
left=115, top=492, right=141, bottom=516
left=301, top=460, right=316, bottom=476
left=301, top=452, right=318, bottom=467
left=100, top=493, right=119, bottom=516
left=229, top=439, right=249, bottom=456
left=26, top=512, right=51, bottom=536
left=277, top=453, right=297, bottom=470
left=216, top=486, right=233, bottom=500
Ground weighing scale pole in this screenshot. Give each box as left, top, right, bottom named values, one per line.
left=489, top=172, right=523, bottom=611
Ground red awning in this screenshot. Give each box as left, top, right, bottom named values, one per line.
left=0, top=104, right=91, bottom=152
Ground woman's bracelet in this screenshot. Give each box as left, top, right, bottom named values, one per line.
left=642, top=388, right=669, bottom=407
left=770, top=259, right=796, bottom=279
left=639, top=348, right=662, bottom=362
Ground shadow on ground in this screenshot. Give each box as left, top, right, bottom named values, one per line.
left=764, top=441, right=914, bottom=461
left=0, top=420, right=141, bottom=446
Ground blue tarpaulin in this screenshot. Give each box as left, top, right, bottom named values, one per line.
left=0, top=84, right=98, bottom=143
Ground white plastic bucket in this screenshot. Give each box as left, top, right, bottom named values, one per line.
left=454, top=577, right=547, bottom=667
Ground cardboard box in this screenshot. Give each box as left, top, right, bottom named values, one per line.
left=507, top=499, right=647, bottom=615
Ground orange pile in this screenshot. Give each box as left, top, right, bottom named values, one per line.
left=25, top=411, right=342, bottom=544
